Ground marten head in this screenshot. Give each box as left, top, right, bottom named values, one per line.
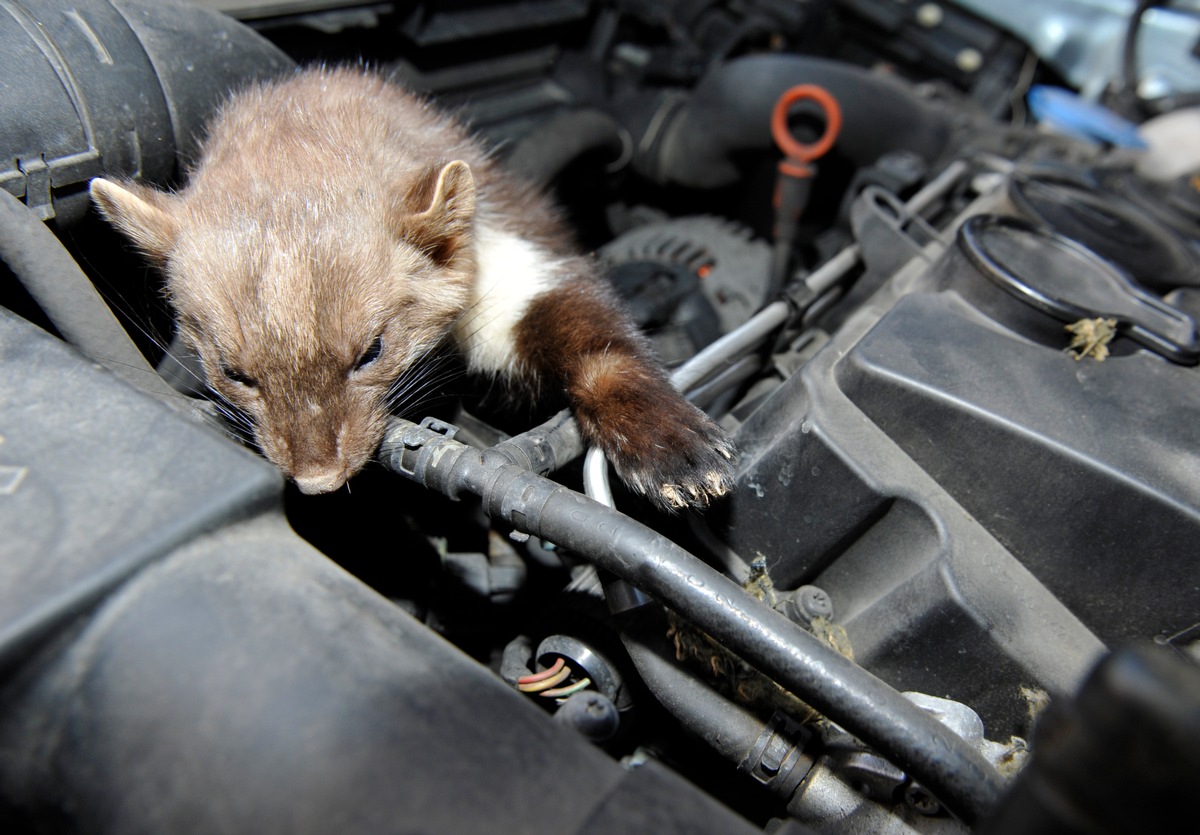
left=91, top=159, right=477, bottom=493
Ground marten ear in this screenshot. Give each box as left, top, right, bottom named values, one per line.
left=90, top=178, right=180, bottom=263
left=395, top=160, right=475, bottom=266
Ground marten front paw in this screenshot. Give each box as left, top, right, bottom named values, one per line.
left=599, top=399, right=737, bottom=513
left=562, top=346, right=737, bottom=512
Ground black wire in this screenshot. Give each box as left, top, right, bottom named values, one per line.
left=1122, top=0, right=1164, bottom=116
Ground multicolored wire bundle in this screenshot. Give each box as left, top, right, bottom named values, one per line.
left=516, top=657, right=593, bottom=700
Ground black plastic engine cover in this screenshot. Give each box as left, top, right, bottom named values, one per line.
left=714, top=185, right=1200, bottom=739
left=838, top=290, right=1200, bottom=646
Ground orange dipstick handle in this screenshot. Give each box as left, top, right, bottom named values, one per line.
left=770, top=84, right=842, bottom=177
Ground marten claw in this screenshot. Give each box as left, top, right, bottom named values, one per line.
left=610, top=424, right=737, bottom=513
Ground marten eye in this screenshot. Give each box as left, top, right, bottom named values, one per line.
left=220, top=363, right=259, bottom=389
left=354, top=335, right=384, bottom=371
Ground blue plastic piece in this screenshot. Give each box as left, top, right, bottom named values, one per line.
left=1027, top=85, right=1148, bottom=149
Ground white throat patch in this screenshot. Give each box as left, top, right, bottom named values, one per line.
left=454, top=223, right=560, bottom=376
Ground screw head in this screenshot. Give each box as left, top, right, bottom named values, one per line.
left=798, top=585, right=833, bottom=619
left=916, top=3, right=943, bottom=28
left=956, top=48, right=983, bottom=73
left=905, top=782, right=941, bottom=816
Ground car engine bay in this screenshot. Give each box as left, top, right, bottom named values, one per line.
left=2, top=1, right=1200, bottom=832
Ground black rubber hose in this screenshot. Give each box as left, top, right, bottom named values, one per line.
left=0, top=189, right=172, bottom=397
left=505, top=109, right=628, bottom=188
left=379, top=418, right=1005, bottom=826
left=636, top=54, right=951, bottom=189
left=489, top=407, right=583, bottom=475
left=619, top=610, right=775, bottom=764
left=620, top=618, right=817, bottom=803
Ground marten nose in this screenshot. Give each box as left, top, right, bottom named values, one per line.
left=282, top=411, right=350, bottom=494
left=293, top=468, right=348, bottom=495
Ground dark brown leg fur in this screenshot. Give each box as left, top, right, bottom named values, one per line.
left=514, top=270, right=735, bottom=511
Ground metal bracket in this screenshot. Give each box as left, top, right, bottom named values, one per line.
left=851, top=185, right=948, bottom=278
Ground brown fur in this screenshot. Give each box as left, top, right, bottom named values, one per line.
left=515, top=277, right=735, bottom=506
left=90, top=66, right=735, bottom=508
